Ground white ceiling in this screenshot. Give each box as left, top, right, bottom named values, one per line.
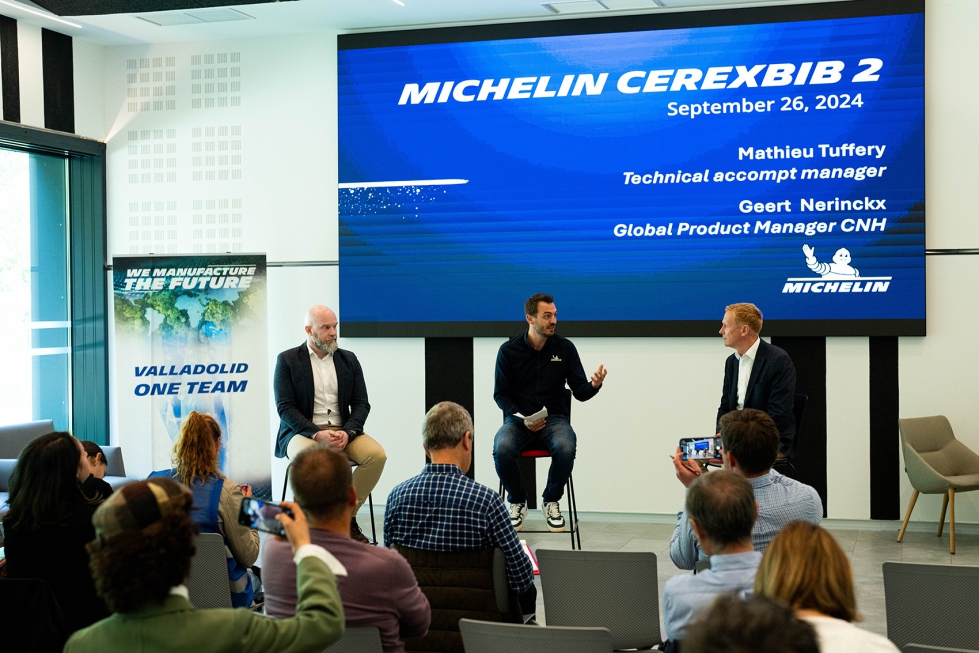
left=3, top=0, right=852, bottom=46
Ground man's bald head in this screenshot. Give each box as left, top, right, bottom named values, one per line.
left=305, top=305, right=336, bottom=327
left=305, top=305, right=338, bottom=355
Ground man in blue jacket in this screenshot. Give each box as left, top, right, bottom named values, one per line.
left=493, top=293, right=607, bottom=533
left=716, top=303, right=797, bottom=457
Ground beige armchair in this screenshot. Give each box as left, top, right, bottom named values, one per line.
left=897, top=416, right=979, bottom=553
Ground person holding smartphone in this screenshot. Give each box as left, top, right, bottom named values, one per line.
left=65, top=477, right=347, bottom=653
left=669, top=409, right=821, bottom=570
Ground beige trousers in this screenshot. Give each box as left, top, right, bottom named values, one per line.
left=287, top=430, right=386, bottom=507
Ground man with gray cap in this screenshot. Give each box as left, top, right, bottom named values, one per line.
left=64, top=477, right=347, bottom=653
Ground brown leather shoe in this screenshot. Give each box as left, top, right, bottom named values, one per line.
left=351, top=515, right=372, bottom=544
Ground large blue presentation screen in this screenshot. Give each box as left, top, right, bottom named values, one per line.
left=338, top=0, right=924, bottom=337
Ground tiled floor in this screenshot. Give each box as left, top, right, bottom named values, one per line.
left=502, top=514, right=979, bottom=639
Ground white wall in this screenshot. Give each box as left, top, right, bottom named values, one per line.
left=72, top=38, right=106, bottom=139
left=16, top=21, right=43, bottom=128
left=71, top=0, right=979, bottom=521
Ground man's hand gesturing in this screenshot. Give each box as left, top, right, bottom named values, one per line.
left=591, top=364, right=607, bottom=388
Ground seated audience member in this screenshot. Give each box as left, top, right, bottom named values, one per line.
left=1, top=432, right=110, bottom=633
left=263, top=443, right=430, bottom=653
left=755, top=521, right=900, bottom=652
left=670, top=409, right=822, bottom=570
left=79, top=440, right=113, bottom=500
left=663, top=470, right=761, bottom=648
left=685, top=594, right=820, bottom=653
left=64, top=478, right=346, bottom=653
left=385, top=401, right=538, bottom=622
left=149, top=411, right=259, bottom=607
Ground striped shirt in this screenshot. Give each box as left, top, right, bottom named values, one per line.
left=670, top=469, right=823, bottom=570
left=384, top=463, right=535, bottom=593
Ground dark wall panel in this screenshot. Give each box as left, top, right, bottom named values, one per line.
left=0, top=14, right=20, bottom=122
left=771, top=335, right=827, bottom=517
left=424, top=337, right=475, bottom=478
left=870, top=336, right=900, bottom=519
left=41, top=28, right=74, bottom=133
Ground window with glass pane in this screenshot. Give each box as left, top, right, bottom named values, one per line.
left=0, top=147, right=70, bottom=430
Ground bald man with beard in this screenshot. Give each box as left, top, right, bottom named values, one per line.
left=274, top=305, right=387, bottom=544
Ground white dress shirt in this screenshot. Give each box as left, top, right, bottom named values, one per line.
left=735, top=337, right=761, bottom=410
left=308, top=343, right=342, bottom=427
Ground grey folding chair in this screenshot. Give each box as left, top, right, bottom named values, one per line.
left=459, top=618, right=613, bottom=653
left=904, top=646, right=979, bottom=653
left=185, top=532, right=233, bottom=609
left=536, top=549, right=662, bottom=650
left=883, top=561, right=979, bottom=651
left=100, top=446, right=133, bottom=491
left=324, top=627, right=383, bottom=653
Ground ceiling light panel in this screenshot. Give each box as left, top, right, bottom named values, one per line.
left=600, top=0, right=661, bottom=9
left=543, top=1, right=608, bottom=15
left=136, top=13, right=204, bottom=26
left=135, top=8, right=254, bottom=27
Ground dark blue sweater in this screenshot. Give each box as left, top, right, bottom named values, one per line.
left=493, top=333, right=599, bottom=420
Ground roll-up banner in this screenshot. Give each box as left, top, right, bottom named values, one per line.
left=112, top=254, right=271, bottom=498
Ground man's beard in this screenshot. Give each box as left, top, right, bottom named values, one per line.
left=312, top=336, right=338, bottom=354
left=533, top=322, right=554, bottom=337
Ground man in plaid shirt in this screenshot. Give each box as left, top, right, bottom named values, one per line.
left=384, top=401, right=537, bottom=622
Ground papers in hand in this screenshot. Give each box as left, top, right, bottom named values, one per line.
left=514, top=407, right=547, bottom=427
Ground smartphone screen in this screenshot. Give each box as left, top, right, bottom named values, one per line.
left=679, top=437, right=722, bottom=461
left=238, top=497, right=289, bottom=536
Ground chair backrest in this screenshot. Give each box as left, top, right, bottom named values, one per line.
left=898, top=417, right=979, bottom=493
left=904, top=645, right=979, bottom=653
left=0, top=420, right=55, bottom=459
left=324, top=627, right=384, bottom=653
left=537, top=549, right=662, bottom=650
left=0, top=458, right=16, bottom=492
left=883, top=561, right=979, bottom=650
left=393, top=545, right=521, bottom=653
left=100, top=446, right=127, bottom=477
left=460, top=619, right=613, bottom=653
left=185, top=532, right=232, bottom=609
left=793, top=393, right=807, bottom=441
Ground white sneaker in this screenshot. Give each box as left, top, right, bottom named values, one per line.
left=509, top=502, right=528, bottom=531
left=543, top=501, right=566, bottom=532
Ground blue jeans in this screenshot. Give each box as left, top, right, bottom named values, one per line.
left=493, top=415, right=576, bottom=504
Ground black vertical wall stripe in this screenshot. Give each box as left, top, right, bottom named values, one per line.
left=424, top=337, right=475, bottom=478
left=0, top=15, right=20, bottom=123
left=41, top=28, right=73, bottom=133
left=869, top=336, right=900, bottom=520
left=771, top=336, right=828, bottom=517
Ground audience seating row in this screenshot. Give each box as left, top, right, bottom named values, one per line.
left=0, top=421, right=131, bottom=523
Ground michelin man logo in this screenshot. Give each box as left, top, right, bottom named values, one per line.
left=802, top=244, right=858, bottom=279
left=782, top=244, right=891, bottom=294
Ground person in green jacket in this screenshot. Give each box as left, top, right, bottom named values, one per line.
left=64, top=477, right=346, bottom=653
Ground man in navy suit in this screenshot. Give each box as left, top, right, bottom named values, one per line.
left=274, top=305, right=386, bottom=543
left=716, top=303, right=797, bottom=458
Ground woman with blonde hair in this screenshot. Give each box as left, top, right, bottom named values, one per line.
left=754, top=521, right=898, bottom=652
left=150, top=411, right=259, bottom=607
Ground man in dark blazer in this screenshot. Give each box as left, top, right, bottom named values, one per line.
left=716, top=303, right=797, bottom=457
left=274, top=305, right=386, bottom=542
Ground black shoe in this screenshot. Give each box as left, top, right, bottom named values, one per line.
left=351, top=516, right=372, bottom=544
